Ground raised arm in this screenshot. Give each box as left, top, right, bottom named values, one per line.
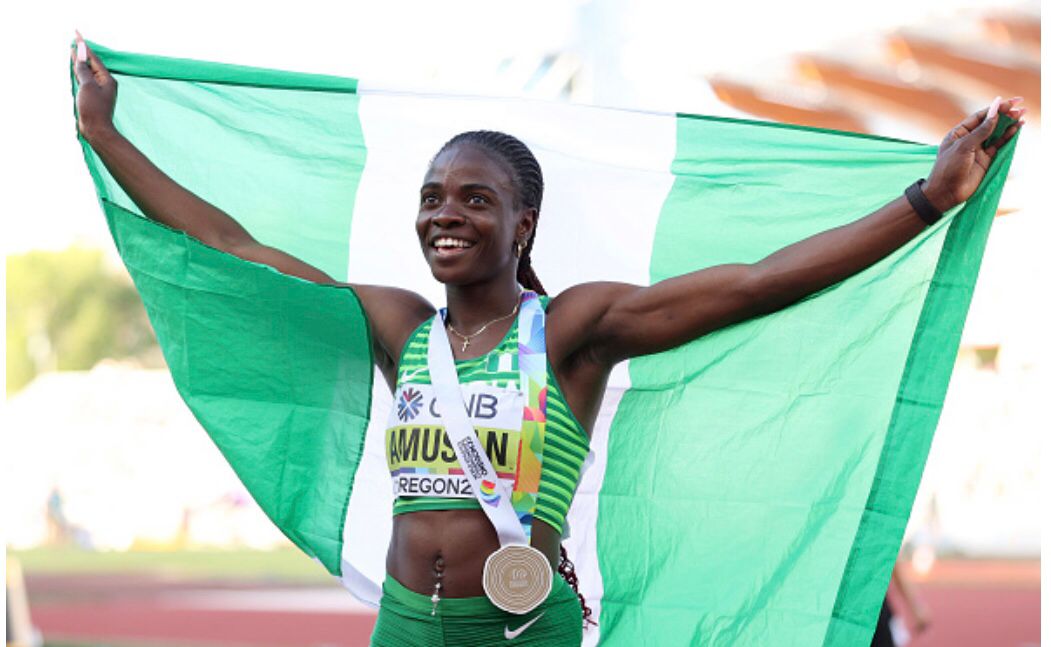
left=73, top=36, right=340, bottom=284
left=554, top=99, right=1024, bottom=365
left=72, top=36, right=434, bottom=382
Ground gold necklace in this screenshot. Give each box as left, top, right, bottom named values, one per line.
left=446, top=297, right=521, bottom=353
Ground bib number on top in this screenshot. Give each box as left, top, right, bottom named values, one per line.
left=386, top=382, right=524, bottom=499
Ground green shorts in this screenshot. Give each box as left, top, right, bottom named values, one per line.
left=370, top=574, right=584, bottom=646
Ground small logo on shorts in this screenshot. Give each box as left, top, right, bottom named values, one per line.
left=505, top=612, right=544, bottom=640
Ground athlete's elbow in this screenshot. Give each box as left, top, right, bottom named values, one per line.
left=734, top=264, right=783, bottom=317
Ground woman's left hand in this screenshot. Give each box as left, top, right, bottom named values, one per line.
left=923, top=97, right=1025, bottom=212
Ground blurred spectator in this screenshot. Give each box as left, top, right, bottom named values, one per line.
left=45, top=486, right=70, bottom=545
left=871, top=560, right=931, bottom=647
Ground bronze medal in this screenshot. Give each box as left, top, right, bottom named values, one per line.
left=482, top=544, right=552, bottom=614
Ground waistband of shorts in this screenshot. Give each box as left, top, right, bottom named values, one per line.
left=381, top=571, right=575, bottom=618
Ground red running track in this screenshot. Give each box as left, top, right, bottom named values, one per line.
left=33, top=602, right=377, bottom=647
left=24, top=560, right=1040, bottom=646
left=26, top=574, right=378, bottom=647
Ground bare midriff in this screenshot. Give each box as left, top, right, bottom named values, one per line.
left=386, top=509, right=562, bottom=597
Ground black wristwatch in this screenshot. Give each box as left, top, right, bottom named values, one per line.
left=904, top=179, right=944, bottom=226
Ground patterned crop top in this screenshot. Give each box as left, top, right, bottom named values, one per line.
left=386, top=297, right=590, bottom=535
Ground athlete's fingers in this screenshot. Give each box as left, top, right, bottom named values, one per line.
left=72, top=31, right=94, bottom=86
left=949, top=105, right=990, bottom=141
left=987, top=97, right=1027, bottom=147
left=985, top=121, right=1021, bottom=158
left=76, top=32, right=112, bottom=85
left=86, top=46, right=111, bottom=83
left=961, top=98, right=1001, bottom=147
left=984, top=122, right=1022, bottom=158
left=75, top=31, right=87, bottom=63
left=72, top=52, right=95, bottom=86
left=985, top=97, right=1002, bottom=122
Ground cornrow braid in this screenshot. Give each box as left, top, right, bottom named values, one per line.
left=435, top=130, right=547, bottom=295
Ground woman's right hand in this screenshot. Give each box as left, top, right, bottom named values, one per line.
left=71, top=32, right=117, bottom=142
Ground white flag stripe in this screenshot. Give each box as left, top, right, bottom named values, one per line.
left=345, top=87, right=677, bottom=300
left=341, top=373, right=397, bottom=605
left=568, top=362, right=632, bottom=647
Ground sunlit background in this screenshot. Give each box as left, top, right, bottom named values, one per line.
left=4, top=1, right=1043, bottom=646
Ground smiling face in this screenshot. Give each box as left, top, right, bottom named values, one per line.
left=417, top=143, right=535, bottom=286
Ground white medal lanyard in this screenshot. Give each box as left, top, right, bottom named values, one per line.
left=428, top=308, right=531, bottom=547
left=427, top=293, right=552, bottom=614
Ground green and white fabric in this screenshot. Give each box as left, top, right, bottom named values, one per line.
left=72, top=43, right=1016, bottom=646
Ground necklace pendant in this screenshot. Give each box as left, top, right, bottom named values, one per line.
left=461, top=339, right=470, bottom=353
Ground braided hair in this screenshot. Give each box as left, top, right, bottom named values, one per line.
left=434, top=132, right=596, bottom=627
left=434, top=131, right=547, bottom=295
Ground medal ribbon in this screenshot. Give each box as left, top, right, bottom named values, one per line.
left=427, top=292, right=547, bottom=544
left=511, top=292, right=547, bottom=539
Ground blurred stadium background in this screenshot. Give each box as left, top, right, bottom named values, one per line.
left=4, top=1, right=1042, bottom=645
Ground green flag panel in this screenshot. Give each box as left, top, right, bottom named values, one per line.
left=74, top=45, right=374, bottom=574
left=81, top=43, right=366, bottom=280
left=597, top=114, right=1015, bottom=645
left=98, top=201, right=374, bottom=574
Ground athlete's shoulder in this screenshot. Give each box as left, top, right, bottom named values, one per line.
left=351, top=284, right=435, bottom=368
left=546, top=281, right=641, bottom=321
left=544, top=282, right=641, bottom=364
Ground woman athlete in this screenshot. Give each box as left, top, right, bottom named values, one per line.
left=73, top=35, right=1023, bottom=646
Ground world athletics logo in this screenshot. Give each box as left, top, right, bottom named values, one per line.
left=396, top=387, right=423, bottom=422
left=479, top=479, right=501, bottom=506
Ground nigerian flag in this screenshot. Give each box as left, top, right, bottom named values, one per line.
left=72, top=43, right=1016, bottom=646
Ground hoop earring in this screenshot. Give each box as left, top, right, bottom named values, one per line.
left=514, top=241, right=525, bottom=258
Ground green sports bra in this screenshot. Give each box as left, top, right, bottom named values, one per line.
left=386, top=297, right=590, bottom=535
